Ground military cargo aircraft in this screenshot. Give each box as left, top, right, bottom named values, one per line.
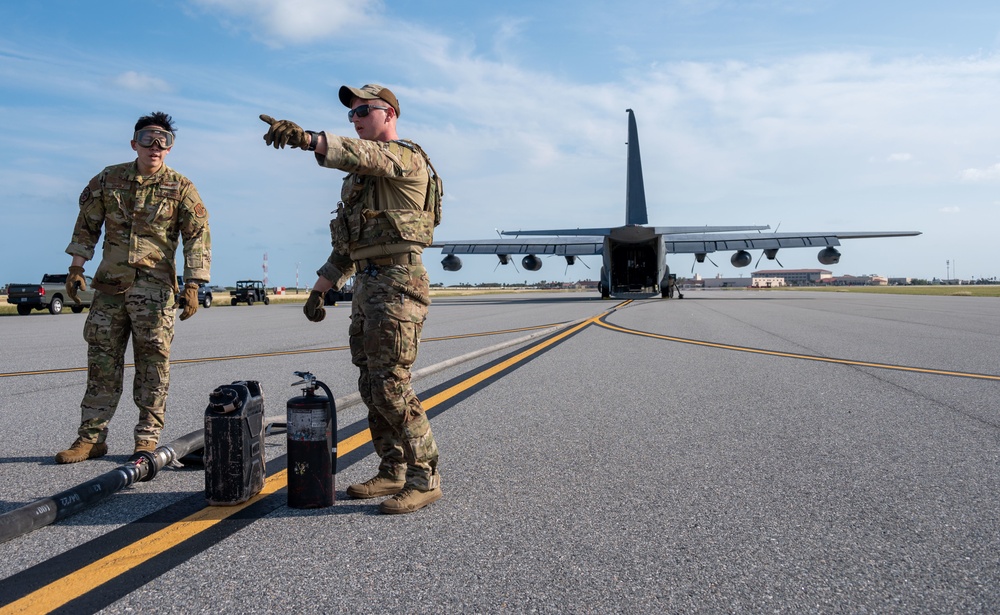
left=432, top=109, right=920, bottom=298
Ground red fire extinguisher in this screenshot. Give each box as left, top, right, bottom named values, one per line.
left=286, top=371, right=337, bottom=508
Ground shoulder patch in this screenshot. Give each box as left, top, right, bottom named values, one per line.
left=79, top=186, right=91, bottom=206
left=194, top=203, right=208, bottom=219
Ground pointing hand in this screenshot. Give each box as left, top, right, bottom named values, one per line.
left=260, top=114, right=307, bottom=149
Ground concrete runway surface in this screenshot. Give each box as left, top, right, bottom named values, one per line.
left=0, top=289, right=998, bottom=613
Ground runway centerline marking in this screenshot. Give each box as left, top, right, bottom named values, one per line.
left=595, top=317, right=1000, bottom=381
left=2, top=306, right=626, bottom=611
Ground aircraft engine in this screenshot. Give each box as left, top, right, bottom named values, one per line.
left=763, top=248, right=779, bottom=261
left=817, top=247, right=841, bottom=265
left=522, top=255, right=542, bottom=271
left=730, top=250, right=752, bottom=268
left=497, top=254, right=511, bottom=265
left=695, top=253, right=707, bottom=263
left=564, top=255, right=576, bottom=266
left=441, top=254, right=463, bottom=271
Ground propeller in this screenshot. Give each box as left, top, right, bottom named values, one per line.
left=691, top=253, right=719, bottom=273
left=494, top=254, right=519, bottom=272
left=563, top=255, right=591, bottom=275
left=755, top=249, right=783, bottom=268
left=754, top=223, right=783, bottom=269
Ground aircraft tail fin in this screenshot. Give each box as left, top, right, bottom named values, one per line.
left=625, top=109, right=648, bottom=226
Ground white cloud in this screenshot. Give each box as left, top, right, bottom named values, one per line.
left=113, top=71, right=171, bottom=93
left=5, top=5, right=1000, bottom=284
left=192, top=0, right=382, bottom=43
left=960, top=163, right=1000, bottom=182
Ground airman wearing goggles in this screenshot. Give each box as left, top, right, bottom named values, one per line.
left=58, top=110, right=211, bottom=467
left=133, top=128, right=174, bottom=149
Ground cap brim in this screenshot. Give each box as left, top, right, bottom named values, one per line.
left=339, top=85, right=378, bottom=108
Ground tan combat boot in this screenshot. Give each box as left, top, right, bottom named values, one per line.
left=55, top=439, right=108, bottom=464
left=346, top=474, right=406, bottom=499
left=379, top=486, right=443, bottom=515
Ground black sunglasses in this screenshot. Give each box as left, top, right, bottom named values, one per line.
left=348, top=104, right=390, bottom=120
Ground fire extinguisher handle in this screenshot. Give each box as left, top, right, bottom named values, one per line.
left=315, top=379, right=337, bottom=473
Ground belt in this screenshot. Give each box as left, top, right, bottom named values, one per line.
left=355, top=253, right=421, bottom=269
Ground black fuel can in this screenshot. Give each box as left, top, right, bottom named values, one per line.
left=204, top=381, right=266, bottom=505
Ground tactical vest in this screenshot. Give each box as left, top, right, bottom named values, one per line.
left=331, top=140, right=442, bottom=255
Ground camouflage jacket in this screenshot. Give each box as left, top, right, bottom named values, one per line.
left=315, top=135, right=433, bottom=288
left=66, top=161, right=211, bottom=295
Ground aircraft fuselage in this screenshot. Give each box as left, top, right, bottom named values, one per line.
left=601, top=232, right=667, bottom=297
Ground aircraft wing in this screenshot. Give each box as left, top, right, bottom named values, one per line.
left=663, top=230, right=921, bottom=254
left=433, top=236, right=603, bottom=256
left=498, top=225, right=771, bottom=237
left=499, top=228, right=612, bottom=237
left=653, top=225, right=770, bottom=235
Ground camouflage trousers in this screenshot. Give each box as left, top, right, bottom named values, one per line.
left=349, top=263, right=440, bottom=491
left=77, top=272, right=175, bottom=444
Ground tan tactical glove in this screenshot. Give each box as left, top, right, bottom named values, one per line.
left=303, top=290, right=326, bottom=322
left=66, top=265, right=87, bottom=304
left=260, top=114, right=308, bottom=149
left=179, top=283, right=200, bottom=321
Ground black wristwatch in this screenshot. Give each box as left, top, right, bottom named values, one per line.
left=305, top=130, right=318, bottom=151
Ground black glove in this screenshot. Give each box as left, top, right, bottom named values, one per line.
left=303, top=290, right=326, bottom=322
left=260, top=114, right=307, bottom=149
left=179, top=283, right=200, bottom=321
left=66, top=265, right=87, bottom=304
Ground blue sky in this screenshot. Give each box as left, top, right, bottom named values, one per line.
left=2, top=1, right=999, bottom=288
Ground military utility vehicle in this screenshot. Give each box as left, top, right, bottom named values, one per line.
left=230, top=280, right=269, bottom=306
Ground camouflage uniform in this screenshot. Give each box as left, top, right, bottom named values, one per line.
left=66, top=161, right=211, bottom=445
left=315, top=134, right=441, bottom=492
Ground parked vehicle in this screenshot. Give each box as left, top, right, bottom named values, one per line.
left=176, top=277, right=214, bottom=309
left=323, top=277, right=355, bottom=306
left=6, top=273, right=95, bottom=315
left=230, top=280, right=270, bottom=306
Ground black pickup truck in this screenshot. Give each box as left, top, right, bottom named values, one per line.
left=6, top=273, right=95, bottom=315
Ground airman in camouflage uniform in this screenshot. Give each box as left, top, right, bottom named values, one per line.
left=56, top=111, right=211, bottom=464
left=261, top=84, right=443, bottom=514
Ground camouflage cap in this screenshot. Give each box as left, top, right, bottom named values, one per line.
left=339, top=84, right=400, bottom=118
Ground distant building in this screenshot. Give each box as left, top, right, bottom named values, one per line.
left=823, top=274, right=888, bottom=286
left=751, top=276, right=786, bottom=288
left=700, top=274, right=753, bottom=288
left=752, top=269, right=833, bottom=285
left=887, top=277, right=912, bottom=285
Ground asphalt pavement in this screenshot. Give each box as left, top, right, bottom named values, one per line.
left=0, top=290, right=998, bottom=613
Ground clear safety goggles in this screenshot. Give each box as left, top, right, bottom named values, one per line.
left=134, top=128, right=175, bottom=149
